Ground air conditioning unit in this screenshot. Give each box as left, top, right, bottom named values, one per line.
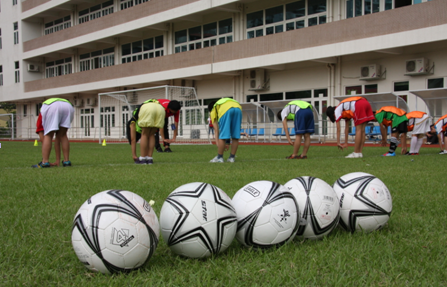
left=405, top=58, right=430, bottom=75
left=127, top=93, right=138, bottom=103
left=249, top=69, right=266, bottom=90
left=359, top=64, right=381, bottom=80
left=73, top=99, right=84, bottom=107
left=27, top=64, right=40, bottom=72
left=86, top=97, right=97, bottom=106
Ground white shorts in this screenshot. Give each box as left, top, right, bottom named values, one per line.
left=41, top=101, right=74, bottom=135
left=411, top=114, right=430, bottom=135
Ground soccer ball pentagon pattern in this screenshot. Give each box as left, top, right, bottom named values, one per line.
left=232, top=180, right=299, bottom=248
left=333, top=172, right=392, bottom=233
left=71, top=190, right=160, bottom=274
left=159, top=182, right=237, bottom=258
left=284, top=176, right=340, bottom=240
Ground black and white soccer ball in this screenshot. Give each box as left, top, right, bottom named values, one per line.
left=333, top=172, right=392, bottom=233
left=71, top=190, right=160, bottom=274
left=284, top=176, right=340, bottom=240
left=159, top=182, right=237, bottom=258
left=232, top=180, right=299, bottom=248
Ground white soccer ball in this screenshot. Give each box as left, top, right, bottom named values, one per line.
left=333, top=172, right=392, bottom=233
left=232, top=180, right=299, bottom=248
left=284, top=176, right=340, bottom=240
left=71, top=190, right=160, bottom=274
left=159, top=182, right=237, bottom=258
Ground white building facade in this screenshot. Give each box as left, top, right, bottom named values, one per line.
left=0, top=0, right=446, bottom=140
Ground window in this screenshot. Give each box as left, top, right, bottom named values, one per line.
left=45, top=58, right=72, bottom=78
left=122, top=36, right=163, bottom=63
left=247, top=1, right=327, bottom=39
left=35, top=103, right=42, bottom=116
left=345, top=85, right=362, bottom=95
left=246, top=95, right=258, bottom=102
left=174, top=19, right=233, bottom=53
left=13, top=22, right=19, bottom=45
left=0, top=29, right=2, bottom=49
left=45, top=16, right=71, bottom=35
left=0, top=65, right=3, bottom=86
left=13, top=0, right=17, bottom=5
left=428, top=78, right=444, bottom=89
left=23, top=105, right=27, bottom=117
left=120, top=0, right=148, bottom=10
left=347, top=0, right=428, bottom=18
left=260, top=93, right=283, bottom=101
left=286, top=90, right=312, bottom=99
left=365, top=84, right=378, bottom=94
left=79, top=0, right=113, bottom=24
left=80, top=48, right=114, bottom=71
left=14, top=61, right=19, bottom=83
left=394, top=81, right=409, bottom=92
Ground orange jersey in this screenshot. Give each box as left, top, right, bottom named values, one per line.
left=435, top=114, right=447, bottom=134
left=376, top=106, right=406, bottom=117
left=335, top=97, right=364, bottom=121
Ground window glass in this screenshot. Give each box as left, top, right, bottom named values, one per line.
left=122, top=43, right=131, bottom=56
left=203, top=22, right=217, bottom=38
left=265, top=5, right=283, bottom=24
left=143, top=38, right=154, bottom=51
left=247, top=10, right=264, bottom=28
left=246, top=95, right=257, bottom=102
left=314, top=89, right=328, bottom=97
left=286, top=1, right=305, bottom=20
left=132, top=41, right=142, bottom=54
left=175, top=30, right=187, bottom=44
left=286, top=90, right=312, bottom=99
left=308, top=0, right=326, bottom=15
left=365, top=84, right=378, bottom=94
left=428, top=78, right=444, bottom=89
left=189, top=26, right=201, bottom=41
left=219, top=18, right=232, bottom=34
left=394, top=81, right=409, bottom=92
left=345, top=86, right=362, bottom=95
left=260, top=93, right=283, bottom=101
left=155, top=36, right=163, bottom=49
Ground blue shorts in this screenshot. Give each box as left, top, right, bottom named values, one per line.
left=294, top=108, right=315, bottom=135
left=219, top=107, right=242, bottom=140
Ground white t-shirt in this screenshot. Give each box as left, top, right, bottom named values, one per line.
left=281, top=105, right=301, bottom=121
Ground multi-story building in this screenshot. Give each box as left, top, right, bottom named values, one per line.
left=0, top=0, right=445, bottom=140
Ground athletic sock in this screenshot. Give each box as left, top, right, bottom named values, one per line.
left=389, top=137, right=399, bottom=153
left=229, top=154, right=235, bottom=158
left=139, top=156, right=145, bottom=161
left=415, top=138, right=424, bottom=153
left=217, top=154, right=223, bottom=159
left=410, top=137, right=418, bottom=153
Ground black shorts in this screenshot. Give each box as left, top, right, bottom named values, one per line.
left=391, top=121, right=408, bottom=134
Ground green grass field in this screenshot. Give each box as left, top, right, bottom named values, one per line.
left=0, top=141, right=446, bottom=286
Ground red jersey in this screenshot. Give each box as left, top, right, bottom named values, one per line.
left=158, top=99, right=180, bottom=123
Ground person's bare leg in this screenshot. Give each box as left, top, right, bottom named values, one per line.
left=42, top=131, right=55, bottom=163
left=57, top=127, right=69, bottom=162
left=302, top=133, right=311, bottom=157
left=140, top=127, right=150, bottom=157
left=148, top=128, right=157, bottom=157
left=230, top=139, right=239, bottom=155
left=355, top=123, right=367, bottom=153
left=292, top=134, right=303, bottom=157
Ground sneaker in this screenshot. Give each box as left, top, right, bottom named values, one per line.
left=156, top=147, right=163, bottom=153
left=345, top=152, right=363, bottom=158
left=210, top=156, right=224, bottom=163
left=164, top=147, right=172, bottom=153
left=227, top=157, right=235, bottom=163
left=135, top=159, right=147, bottom=164
left=32, top=162, right=51, bottom=168
left=440, top=150, right=447, bottom=155
left=147, top=158, right=154, bottom=165
left=62, top=161, right=72, bottom=167
left=404, top=152, right=411, bottom=155
left=382, top=152, right=396, bottom=157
